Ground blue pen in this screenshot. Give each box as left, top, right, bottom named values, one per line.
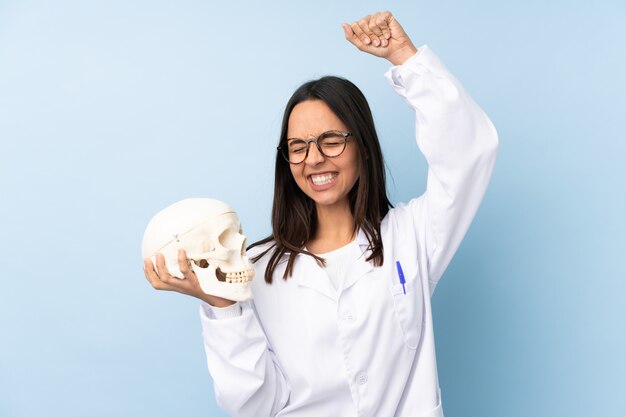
left=395, top=261, right=406, bottom=295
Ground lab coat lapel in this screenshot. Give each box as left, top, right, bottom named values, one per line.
left=292, top=230, right=374, bottom=299
left=342, top=229, right=374, bottom=291
left=293, top=254, right=337, bottom=301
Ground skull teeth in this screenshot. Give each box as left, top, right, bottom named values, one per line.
left=224, top=269, right=255, bottom=284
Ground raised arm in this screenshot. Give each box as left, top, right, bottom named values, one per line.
left=344, top=12, right=499, bottom=293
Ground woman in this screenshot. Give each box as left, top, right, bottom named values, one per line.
left=144, top=11, right=498, bottom=417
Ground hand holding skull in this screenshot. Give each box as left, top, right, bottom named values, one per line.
left=144, top=249, right=235, bottom=307
left=142, top=199, right=255, bottom=307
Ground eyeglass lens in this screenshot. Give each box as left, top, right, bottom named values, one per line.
left=283, top=131, right=348, bottom=164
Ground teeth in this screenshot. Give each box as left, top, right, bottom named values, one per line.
left=224, top=269, right=255, bottom=284
left=311, top=173, right=337, bottom=185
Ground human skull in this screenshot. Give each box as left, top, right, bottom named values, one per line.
left=141, top=198, right=254, bottom=301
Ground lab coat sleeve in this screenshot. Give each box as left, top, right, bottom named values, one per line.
left=385, top=45, right=499, bottom=294
left=200, top=300, right=290, bottom=416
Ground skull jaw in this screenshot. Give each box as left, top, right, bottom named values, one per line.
left=193, top=264, right=253, bottom=302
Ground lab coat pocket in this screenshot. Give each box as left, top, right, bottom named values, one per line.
left=391, top=271, right=425, bottom=349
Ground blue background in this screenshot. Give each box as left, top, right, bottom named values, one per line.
left=1, top=1, right=624, bottom=416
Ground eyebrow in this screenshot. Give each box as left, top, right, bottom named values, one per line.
left=287, top=129, right=342, bottom=140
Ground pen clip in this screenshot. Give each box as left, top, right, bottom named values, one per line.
left=395, top=261, right=406, bottom=295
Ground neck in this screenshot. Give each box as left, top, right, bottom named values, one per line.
left=308, top=201, right=356, bottom=253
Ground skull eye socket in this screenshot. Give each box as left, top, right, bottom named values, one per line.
left=193, top=259, right=209, bottom=268
left=218, top=228, right=238, bottom=248
left=217, top=224, right=247, bottom=256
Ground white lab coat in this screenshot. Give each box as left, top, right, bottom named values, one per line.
left=200, top=45, right=499, bottom=417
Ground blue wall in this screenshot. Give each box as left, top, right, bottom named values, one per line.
left=1, top=1, right=624, bottom=416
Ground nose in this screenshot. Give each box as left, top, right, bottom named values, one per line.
left=304, top=141, right=325, bottom=165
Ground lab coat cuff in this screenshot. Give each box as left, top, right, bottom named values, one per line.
left=384, top=44, right=438, bottom=90
left=200, top=301, right=243, bottom=320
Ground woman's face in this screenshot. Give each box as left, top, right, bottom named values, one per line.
left=287, top=99, right=360, bottom=210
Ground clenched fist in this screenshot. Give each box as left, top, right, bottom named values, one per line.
left=342, top=11, right=418, bottom=66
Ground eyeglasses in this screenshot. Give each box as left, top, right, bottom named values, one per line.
left=277, top=130, right=352, bottom=164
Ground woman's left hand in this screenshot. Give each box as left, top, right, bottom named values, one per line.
left=342, top=11, right=418, bottom=66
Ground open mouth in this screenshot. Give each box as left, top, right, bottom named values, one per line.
left=310, top=172, right=338, bottom=186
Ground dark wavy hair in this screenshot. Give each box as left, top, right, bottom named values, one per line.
left=248, top=76, right=392, bottom=283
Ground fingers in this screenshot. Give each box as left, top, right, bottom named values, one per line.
left=368, top=12, right=386, bottom=47
left=376, top=11, right=392, bottom=41
left=154, top=252, right=176, bottom=283
left=350, top=20, right=371, bottom=46
left=177, top=248, right=197, bottom=280
left=144, top=252, right=208, bottom=302
left=146, top=253, right=186, bottom=290
left=347, top=12, right=392, bottom=48
left=343, top=11, right=415, bottom=64
left=144, top=256, right=173, bottom=291
left=342, top=23, right=365, bottom=49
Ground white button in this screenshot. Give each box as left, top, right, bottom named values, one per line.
left=343, top=312, right=355, bottom=322
left=356, top=371, right=368, bottom=385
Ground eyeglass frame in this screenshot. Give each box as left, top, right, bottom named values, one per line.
left=276, top=130, right=353, bottom=164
